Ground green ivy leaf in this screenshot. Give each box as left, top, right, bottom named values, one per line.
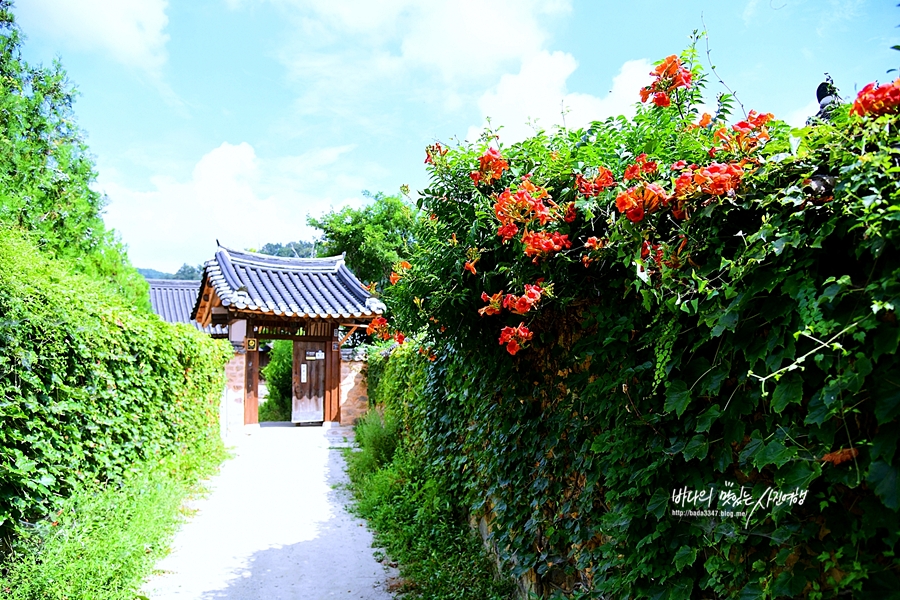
left=664, top=381, right=692, bottom=417
left=771, top=373, right=803, bottom=413
left=648, top=488, right=668, bottom=520
left=695, top=404, right=721, bottom=433
left=739, top=581, right=765, bottom=600
left=683, top=435, right=709, bottom=461
left=754, top=440, right=797, bottom=469
left=872, top=428, right=900, bottom=463
left=868, top=461, right=899, bottom=510
left=875, top=370, right=900, bottom=425
left=776, top=460, right=821, bottom=491
left=874, top=326, right=900, bottom=361
left=673, top=544, right=697, bottom=571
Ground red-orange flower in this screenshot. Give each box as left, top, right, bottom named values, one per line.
left=575, top=168, right=616, bottom=197
left=640, top=54, right=692, bottom=106
left=389, top=271, right=401, bottom=285
left=471, top=148, right=509, bottom=186
left=522, top=231, right=571, bottom=262
left=615, top=183, right=669, bottom=223
left=498, top=322, right=533, bottom=355
left=497, top=222, right=519, bottom=241
left=564, top=202, right=577, bottom=223
left=585, top=236, right=604, bottom=250
left=424, top=142, right=447, bottom=164
left=851, top=79, right=900, bottom=116
left=502, top=283, right=544, bottom=315
left=398, top=260, right=412, bottom=270
left=652, top=92, right=670, bottom=107
left=693, top=162, right=743, bottom=196
left=464, top=261, right=478, bottom=275
left=366, top=316, right=390, bottom=340
left=479, top=290, right=505, bottom=316
left=393, top=331, right=405, bottom=344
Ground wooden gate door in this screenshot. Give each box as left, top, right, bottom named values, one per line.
left=292, top=340, right=326, bottom=423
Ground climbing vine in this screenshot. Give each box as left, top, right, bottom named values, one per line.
left=368, top=45, right=900, bottom=598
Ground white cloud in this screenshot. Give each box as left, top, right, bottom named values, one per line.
left=817, top=0, right=865, bottom=36
left=469, top=55, right=653, bottom=144
left=742, top=0, right=760, bottom=25
left=783, top=99, right=819, bottom=128
left=101, top=142, right=375, bottom=271
left=271, top=0, right=574, bottom=120
left=16, top=0, right=170, bottom=72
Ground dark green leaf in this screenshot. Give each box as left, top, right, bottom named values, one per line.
left=664, top=381, right=693, bottom=417
left=772, top=373, right=803, bottom=413
left=868, top=461, right=900, bottom=510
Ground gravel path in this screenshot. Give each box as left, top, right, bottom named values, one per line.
left=142, top=423, right=395, bottom=600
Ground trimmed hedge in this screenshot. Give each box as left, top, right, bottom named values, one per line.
left=0, top=227, right=231, bottom=538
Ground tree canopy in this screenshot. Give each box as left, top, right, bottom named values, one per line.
left=0, top=1, right=147, bottom=308
left=307, top=191, right=417, bottom=286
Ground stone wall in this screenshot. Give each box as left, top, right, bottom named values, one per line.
left=339, top=360, right=368, bottom=426
left=222, top=350, right=245, bottom=437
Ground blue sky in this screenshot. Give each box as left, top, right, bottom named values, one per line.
left=14, top=0, right=899, bottom=271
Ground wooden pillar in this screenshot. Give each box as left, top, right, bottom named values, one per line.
left=244, top=348, right=259, bottom=425
left=331, top=334, right=341, bottom=423
left=322, top=325, right=341, bottom=423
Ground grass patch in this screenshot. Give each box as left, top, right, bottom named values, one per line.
left=345, top=411, right=515, bottom=600
left=0, top=444, right=225, bottom=600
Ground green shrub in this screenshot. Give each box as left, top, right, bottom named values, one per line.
left=347, top=446, right=516, bottom=600
left=0, top=226, right=231, bottom=540
left=0, top=448, right=223, bottom=600
left=259, top=339, right=292, bottom=422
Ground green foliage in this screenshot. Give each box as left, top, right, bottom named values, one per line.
left=374, top=48, right=900, bottom=598
left=308, top=191, right=418, bottom=286
left=0, top=2, right=148, bottom=309
left=346, top=343, right=516, bottom=600
left=0, top=447, right=223, bottom=600
left=350, top=409, right=400, bottom=477
left=173, top=263, right=203, bottom=280
left=259, top=339, right=293, bottom=422
left=257, top=240, right=316, bottom=258
left=0, top=226, right=231, bottom=540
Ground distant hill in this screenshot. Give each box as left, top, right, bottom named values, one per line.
left=139, top=243, right=315, bottom=281
left=138, top=263, right=203, bottom=281
left=138, top=268, right=173, bottom=279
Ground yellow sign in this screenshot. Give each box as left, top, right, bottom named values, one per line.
left=245, top=338, right=258, bottom=351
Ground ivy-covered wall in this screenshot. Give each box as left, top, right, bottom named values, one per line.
left=0, top=227, right=232, bottom=539
left=369, top=51, right=900, bottom=598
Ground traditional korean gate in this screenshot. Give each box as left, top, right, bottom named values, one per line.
left=292, top=340, right=327, bottom=423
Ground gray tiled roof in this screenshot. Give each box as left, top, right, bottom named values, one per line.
left=196, top=246, right=386, bottom=320
left=147, top=279, right=227, bottom=337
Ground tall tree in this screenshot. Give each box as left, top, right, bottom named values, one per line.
left=0, top=2, right=148, bottom=308
left=308, top=191, right=417, bottom=286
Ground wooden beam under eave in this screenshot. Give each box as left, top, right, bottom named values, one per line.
left=338, top=326, right=358, bottom=347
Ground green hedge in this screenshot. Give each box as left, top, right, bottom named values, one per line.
left=0, top=227, right=231, bottom=538
left=373, top=50, right=900, bottom=598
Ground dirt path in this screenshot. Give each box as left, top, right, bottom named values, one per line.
left=142, top=424, right=395, bottom=600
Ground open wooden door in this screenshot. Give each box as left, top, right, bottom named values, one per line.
left=292, top=340, right=326, bottom=424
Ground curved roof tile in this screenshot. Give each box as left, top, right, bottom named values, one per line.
left=193, top=246, right=386, bottom=321
left=147, top=279, right=228, bottom=337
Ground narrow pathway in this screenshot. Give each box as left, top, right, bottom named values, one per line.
left=142, top=424, right=395, bottom=600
